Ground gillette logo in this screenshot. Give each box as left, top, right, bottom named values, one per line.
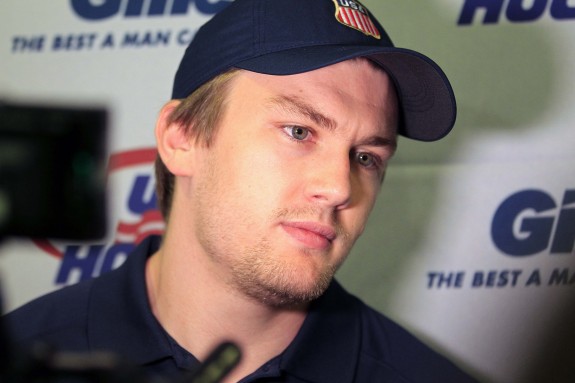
left=459, top=0, right=575, bottom=25
left=34, top=148, right=165, bottom=285
left=491, top=189, right=575, bottom=256
left=71, top=0, right=232, bottom=20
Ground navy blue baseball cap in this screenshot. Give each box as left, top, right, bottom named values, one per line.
left=172, top=0, right=456, bottom=142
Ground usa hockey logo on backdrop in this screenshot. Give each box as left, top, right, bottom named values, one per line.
left=33, top=148, right=165, bottom=285
left=333, top=0, right=381, bottom=39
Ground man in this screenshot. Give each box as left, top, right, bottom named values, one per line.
left=4, top=0, right=476, bottom=382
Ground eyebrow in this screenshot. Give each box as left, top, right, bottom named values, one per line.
left=360, top=136, right=397, bottom=152
left=266, top=94, right=397, bottom=151
left=267, top=95, right=337, bottom=132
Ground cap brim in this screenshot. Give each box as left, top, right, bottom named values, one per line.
left=236, top=45, right=456, bottom=142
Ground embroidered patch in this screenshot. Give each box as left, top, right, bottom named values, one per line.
left=333, top=0, right=381, bottom=39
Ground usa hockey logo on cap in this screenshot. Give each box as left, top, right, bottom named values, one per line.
left=333, top=0, right=381, bottom=39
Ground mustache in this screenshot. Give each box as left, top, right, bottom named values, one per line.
left=272, top=207, right=351, bottom=241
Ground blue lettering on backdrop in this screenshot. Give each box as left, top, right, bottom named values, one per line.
left=492, top=190, right=556, bottom=256
left=552, top=190, right=575, bottom=253
left=459, top=0, right=505, bottom=24
left=122, top=30, right=171, bottom=47
left=11, top=36, right=46, bottom=52
left=55, top=244, right=133, bottom=284
left=506, top=0, right=548, bottom=22
left=71, top=0, right=232, bottom=20
left=71, top=0, right=120, bottom=20
left=12, top=29, right=196, bottom=53
left=491, top=189, right=575, bottom=256
left=471, top=270, right=522, bottom=288
left=56, top=245, right=103, bottom=283
left=426, top=268, right=574, bottom=289
left=458, top=0, right=575, bottom=25
left=550, top=0, right=575, bottom=19
left=526, top=269, right=541, bottom=286
left=427, top=271, right=465, bottom=289
left=129, top=175, right=158, bottom=213
left=427, top=189, right=574, bottom=291
left=52, top=33, right=98, bottom=51
left=548, top=268, right=575, bottom=285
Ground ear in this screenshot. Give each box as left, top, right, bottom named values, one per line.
left=155, top=100, right=195, bottom=177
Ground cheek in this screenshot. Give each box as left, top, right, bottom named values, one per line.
left=346, top=184, right=380, bottom=235
left=240, top=138, right=298, bottom=189
left=213, top=142, right=293, bottom=214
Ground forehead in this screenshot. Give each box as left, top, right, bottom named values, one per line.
left=227, top=59, right=398, bottom=131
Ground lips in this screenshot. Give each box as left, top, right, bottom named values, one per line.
left=281, top=221, right=336, bottom=250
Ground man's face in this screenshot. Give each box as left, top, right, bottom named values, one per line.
left=187, top=59, right=398, bottom=307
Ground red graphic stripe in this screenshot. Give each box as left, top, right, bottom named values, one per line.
left=32, top=239, right=63, bottom=259
left=115, top=210, right=165, bottom=245
left=108, top=148, right=157, bottom=173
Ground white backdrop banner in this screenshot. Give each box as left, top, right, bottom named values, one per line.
left=1, top=1, right=574, bottom=382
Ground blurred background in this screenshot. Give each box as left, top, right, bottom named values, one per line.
left=1, top=1, right=574, bottom=382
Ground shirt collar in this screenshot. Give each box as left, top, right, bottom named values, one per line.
left=280, top=280, right=361, bottom=383
left=87, top=235, right=173, bottom=365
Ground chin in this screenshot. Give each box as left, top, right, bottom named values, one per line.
left=240, top=266, right=335, bottom=309
left=230, top=243, right=341, bottom=308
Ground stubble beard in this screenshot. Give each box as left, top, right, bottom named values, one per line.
left=198, top=204, right=352, bottom=308
left=229, top=237, right=343, bottom=308
left=193, top=155, right=351, bottom=309
left=195, top=196, right=353, bottom=308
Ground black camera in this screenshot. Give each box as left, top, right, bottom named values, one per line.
left=0, top=101, right=108, bottom=240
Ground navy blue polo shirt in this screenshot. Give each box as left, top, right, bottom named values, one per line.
left=4, top=236, right=476, bottom=382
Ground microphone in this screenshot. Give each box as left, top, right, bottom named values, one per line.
left=183, top=342, right=242, bottom=383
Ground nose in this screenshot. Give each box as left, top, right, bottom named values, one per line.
left=304, top=154, right=352, bottom=210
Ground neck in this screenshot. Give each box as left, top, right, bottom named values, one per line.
left=145, top=229, right=308, bottom=382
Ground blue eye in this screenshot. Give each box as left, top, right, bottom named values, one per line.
left=355, top=151, right=377, bottom=168
left=285, top=125, right=309, bottom=141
